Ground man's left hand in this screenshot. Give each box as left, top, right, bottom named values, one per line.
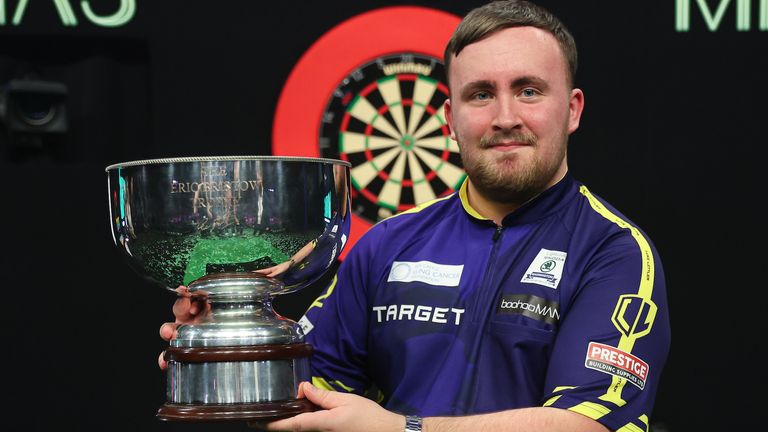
left=265, top=382, right=404, bottom=432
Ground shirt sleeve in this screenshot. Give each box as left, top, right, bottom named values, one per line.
left=300, top=224, right=379, bottom=395
left=542, top=230, right=671, bottom=432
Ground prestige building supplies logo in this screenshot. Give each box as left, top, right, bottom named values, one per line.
left=585, top=342, right=649, bottom=390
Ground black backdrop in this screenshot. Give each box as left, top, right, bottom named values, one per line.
left=1, top=1, right=764, bottom=430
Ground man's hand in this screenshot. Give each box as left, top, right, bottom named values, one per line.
left=265, top=382, right=404, bottom=432
left=157, top=286, right=210, bottom=369
left=262, top=382, right=609, bottom=432
left=255, top=260, right=292, bottom=278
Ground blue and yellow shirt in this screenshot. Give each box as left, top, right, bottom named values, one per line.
left=300, top=174, right=670, bottom=432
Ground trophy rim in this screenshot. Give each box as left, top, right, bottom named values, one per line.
left=105, top=155, right=351, bottom=172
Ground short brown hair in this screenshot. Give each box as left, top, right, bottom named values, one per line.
left=444, top=0, right=578, bottom=88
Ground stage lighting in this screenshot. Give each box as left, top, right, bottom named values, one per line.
left=0, top=79, right=69, bottom=160
left=0, top=79, right=68, bottom=134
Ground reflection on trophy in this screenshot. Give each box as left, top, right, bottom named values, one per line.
left=106, top=156, right=350, bottom=421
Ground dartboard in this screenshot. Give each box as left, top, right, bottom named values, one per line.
left=319, top=54, right=464, bottom=223
left=273, top=7, right=462, bottom=258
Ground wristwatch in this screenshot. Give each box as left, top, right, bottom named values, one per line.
left=405, top=415, right=423, bottom=432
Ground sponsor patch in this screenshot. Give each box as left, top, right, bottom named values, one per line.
left=372, top=304, right=465, bottom=325
left=298, top=316, right=314, bottom=335
left=585, top=342, right=649, bottom=390
left=611, top=294, right=657, bottom=339
left=521, top=249, right=567, bottom=289
left=387, top=261, right=463, bottom=287
left=496, top=294, right=560, bottom=325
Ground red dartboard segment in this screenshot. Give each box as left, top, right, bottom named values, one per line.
left=272, top=7, right=461, bottom=260
left=360, top=81, right=381, bottom=98
left=340, top=85, right=448, bottom=202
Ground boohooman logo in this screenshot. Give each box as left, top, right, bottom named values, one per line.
left=497, top=294, right=559, bottom=325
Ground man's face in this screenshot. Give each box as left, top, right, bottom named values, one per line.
left=444, top=26, right=584, bottom=204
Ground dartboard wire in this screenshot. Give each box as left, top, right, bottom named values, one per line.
left=413, top=103, right=448, bottom=140
left=340, top=131, right=400, bottom=154
left=343, top=74, right=455, bottom=214
left=406, top=76, right=438, bottom=135
left=378, top=150, right=409, bottom=211
left=376, top=76, right=408, bottom=136
left=406, top=151, right=437, bottom=203
left=350, top=145, right=402, bottom=191
left=414, top=135, right=457, bottom=152
left=413, top=146, right=466, bottom=190
left=348, top=94, right=401, bottom=140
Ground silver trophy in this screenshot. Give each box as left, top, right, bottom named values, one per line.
left=106, top=156, right=350, bottom=421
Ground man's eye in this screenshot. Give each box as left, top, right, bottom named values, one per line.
left=521, top=88, right=539, bottom=97
left=473, top=91, right=491, bottom=100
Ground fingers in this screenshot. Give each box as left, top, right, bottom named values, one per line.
left=174, top=286, right=205, bottom=316
left=296, top=381, right=308, bottom=399
left=172, top=296, right=193, bottom=320
left=254, top=267, right=276, bottom=277
left=189, top=298, right=200, bottom=316
left=171, top=295, right=209, bottom=322
left=159, top=322, right=178, bottom=341
left=264, top=383, right=334, bottom=431
left=161, top=288, right=207, bottom=344
left=300, top=381, right=345, bottom=409
left=158, top=286, right=198, bottom=372
left=266, top=411, right=322, bottom=431
left=254, top=262, right=292, bottom=278
left=265, top=383, right=401, bottom=432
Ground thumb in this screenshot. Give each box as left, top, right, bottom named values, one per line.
left=300, top=381, right=347, bottom=409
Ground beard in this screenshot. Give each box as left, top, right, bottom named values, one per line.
left=459, top=130, right=566, bottom=206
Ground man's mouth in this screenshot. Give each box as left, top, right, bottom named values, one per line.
left=481, top=133, right=537, bottom=150
left=487, top=141, right=530, bottom=151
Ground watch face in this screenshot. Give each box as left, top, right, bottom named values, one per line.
left=319, top=53, right=465, bottom=224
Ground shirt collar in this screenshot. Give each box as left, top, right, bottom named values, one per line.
left=458, top=173, right=577, bottom=225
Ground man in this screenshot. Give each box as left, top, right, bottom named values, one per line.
left=161, top=2, right=670, bottom=431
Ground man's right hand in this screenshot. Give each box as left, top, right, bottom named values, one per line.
left=158, top=286, right=210, bottom=370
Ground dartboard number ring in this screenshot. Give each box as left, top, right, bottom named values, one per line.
left=319, top=53, right=464, bottom=223
left=273, top=7, right=462, bottom=258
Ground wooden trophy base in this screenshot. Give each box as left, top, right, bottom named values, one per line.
left=157, top=398, right=318, bottom=422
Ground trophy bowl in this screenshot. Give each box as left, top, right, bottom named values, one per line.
left=106, top=156, right=350, bottom=421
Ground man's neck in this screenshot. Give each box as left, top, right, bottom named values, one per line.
left=464, top=171, right=567, bottom=225
left=465, top=181, right=521, bottom=226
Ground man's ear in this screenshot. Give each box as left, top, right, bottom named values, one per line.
left=567, top=88, right=585, bottom=134
left=444, top=99, right=456, bottom=140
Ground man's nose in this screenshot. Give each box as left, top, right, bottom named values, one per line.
left=492, top=96, right=522, bottom=131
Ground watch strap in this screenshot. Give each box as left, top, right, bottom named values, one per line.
left=405, top=415, right=423, bottom=432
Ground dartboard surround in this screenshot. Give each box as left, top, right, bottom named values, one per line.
left=272, top=7, right=462, bottom=258
left=319, top=54, right=464, bottom=223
